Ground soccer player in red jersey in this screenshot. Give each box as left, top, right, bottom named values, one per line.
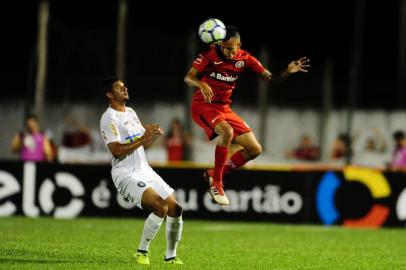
left=185, top=26, right=310, bottom=205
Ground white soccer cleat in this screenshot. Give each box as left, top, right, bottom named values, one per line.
left=209, top=185, right=229, bottom=205
left=204, top=170, right=229, bottom=205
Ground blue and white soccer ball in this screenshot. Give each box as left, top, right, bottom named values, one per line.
left=198, top=18, right=226, bottom=44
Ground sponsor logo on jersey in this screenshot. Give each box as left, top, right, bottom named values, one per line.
left=125, top=133, right=141, bottom=143
left=110, top=123, right=118, bottom=136
left=209, top=72, right=238, bottom=82
left=235, top=61, right=244, bottom=68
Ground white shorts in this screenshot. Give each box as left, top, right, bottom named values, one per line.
left=111, top=170, right=174, bottom=209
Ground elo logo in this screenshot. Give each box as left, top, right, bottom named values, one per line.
left=316, top=167, right=391, bottom=227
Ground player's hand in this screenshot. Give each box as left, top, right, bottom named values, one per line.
left=200, top=82, right=213, bottom=103
left=143, top=124, right=163, bottom=144
left=287, top=57, right=310, bottom=74
left=142, top=125, right=155, bottom=143
left=149, top=123, right=164, bottom=136
left=153, top=125, right=164, bottom=135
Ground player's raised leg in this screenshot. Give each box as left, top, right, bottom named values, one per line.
left=223, top=132, right=262, bottom=175
left=163, top=195, right=184, bottom=264
left=134, top=187, right=168, bottom=265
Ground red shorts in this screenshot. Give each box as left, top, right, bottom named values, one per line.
left=191, top=103, right=251, bottom=140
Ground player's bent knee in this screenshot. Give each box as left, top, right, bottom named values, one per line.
left=225, top=128, right=234, bottom=143
left=219, top=126, right=234, bottom=143
left=141, top=188, right=168, bottom=217
left=151, top=198, right=168, bottom=218
left=168, top=203, right=183, bottom=217
left=249, top=144, right=263, bottom=159
left=216, top=124, right=233, bottom=139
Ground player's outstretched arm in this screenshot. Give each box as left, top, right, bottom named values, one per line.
left=261, top=57, right=310, bottom=84
left=286, top=57, right=310, bottom=74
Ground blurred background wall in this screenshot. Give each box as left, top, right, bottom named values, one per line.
left=2, top=0, right=405, bottom=167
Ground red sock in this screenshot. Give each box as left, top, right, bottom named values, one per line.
left=223, top=150, right=248, bottom=175
left=213, top=145, right=228, bottom=187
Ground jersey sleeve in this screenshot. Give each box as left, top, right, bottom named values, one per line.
left=100, top=115, right=120, bottom=145
left=192, top=53, right=210, bottom=73
left=246, top=54, right=266, bottom=74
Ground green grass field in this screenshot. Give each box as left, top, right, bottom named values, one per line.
left=0, top=217, right=405, bottom=269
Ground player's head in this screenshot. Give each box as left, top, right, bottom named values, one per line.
left=220, top=26, right=241, bottom=60
left=103, top=77, right=129, bottom=103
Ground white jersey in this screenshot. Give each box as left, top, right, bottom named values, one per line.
left=100, top=106, right=153, bottom=175
left=100, top=106, right=174, bottom=207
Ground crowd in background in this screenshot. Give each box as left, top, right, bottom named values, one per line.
left=284, top=129, right=406, bottom=171
left=9, top=113, right=406, bottom=172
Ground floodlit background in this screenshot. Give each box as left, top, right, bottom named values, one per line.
left=1, top=1, right=406, bottom=269
left=2, top=0, right=405, bottom=167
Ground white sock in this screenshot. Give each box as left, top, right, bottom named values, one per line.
left=138, top=213, right=164, bottom=252
left=165, top=216, right=183, bottom=259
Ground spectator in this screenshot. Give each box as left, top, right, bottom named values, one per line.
left=58, top=115, right=93, bottom=163
left=352, top=128, right=388, bottom=168
left=62, top=115, right=92, bottom=148
left=330, top=133, right=352, bottom=161
left=286, top=134, right=320, bottom=161
left=45, top=129, right=58, bottom=162
left=390, top=131, right=406, bottom=171
left=164, top=118, right=191, bottom=161
left=10, top=113, right=53, bottom=162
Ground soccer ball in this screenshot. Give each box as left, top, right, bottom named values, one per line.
left=198, top=18, right=226, bottom=44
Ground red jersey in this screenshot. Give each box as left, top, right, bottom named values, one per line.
left=192, top=45, right=266, bottom=105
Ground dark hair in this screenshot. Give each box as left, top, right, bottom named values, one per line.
left=338, top=133, right=351, bottom=144
left=224, top=25, right=240, bottom=41
left=25, top=113, right=39, bottom=121
left=102, top=77, right=119, bottom=93
left=23, top=113, right=40, bottom=133
left=393, top=130, right=405, bottom=140
left=166, top=118, right=183, bottom=139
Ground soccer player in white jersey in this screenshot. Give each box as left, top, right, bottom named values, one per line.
left=100, top=77, right=184, bottom=265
